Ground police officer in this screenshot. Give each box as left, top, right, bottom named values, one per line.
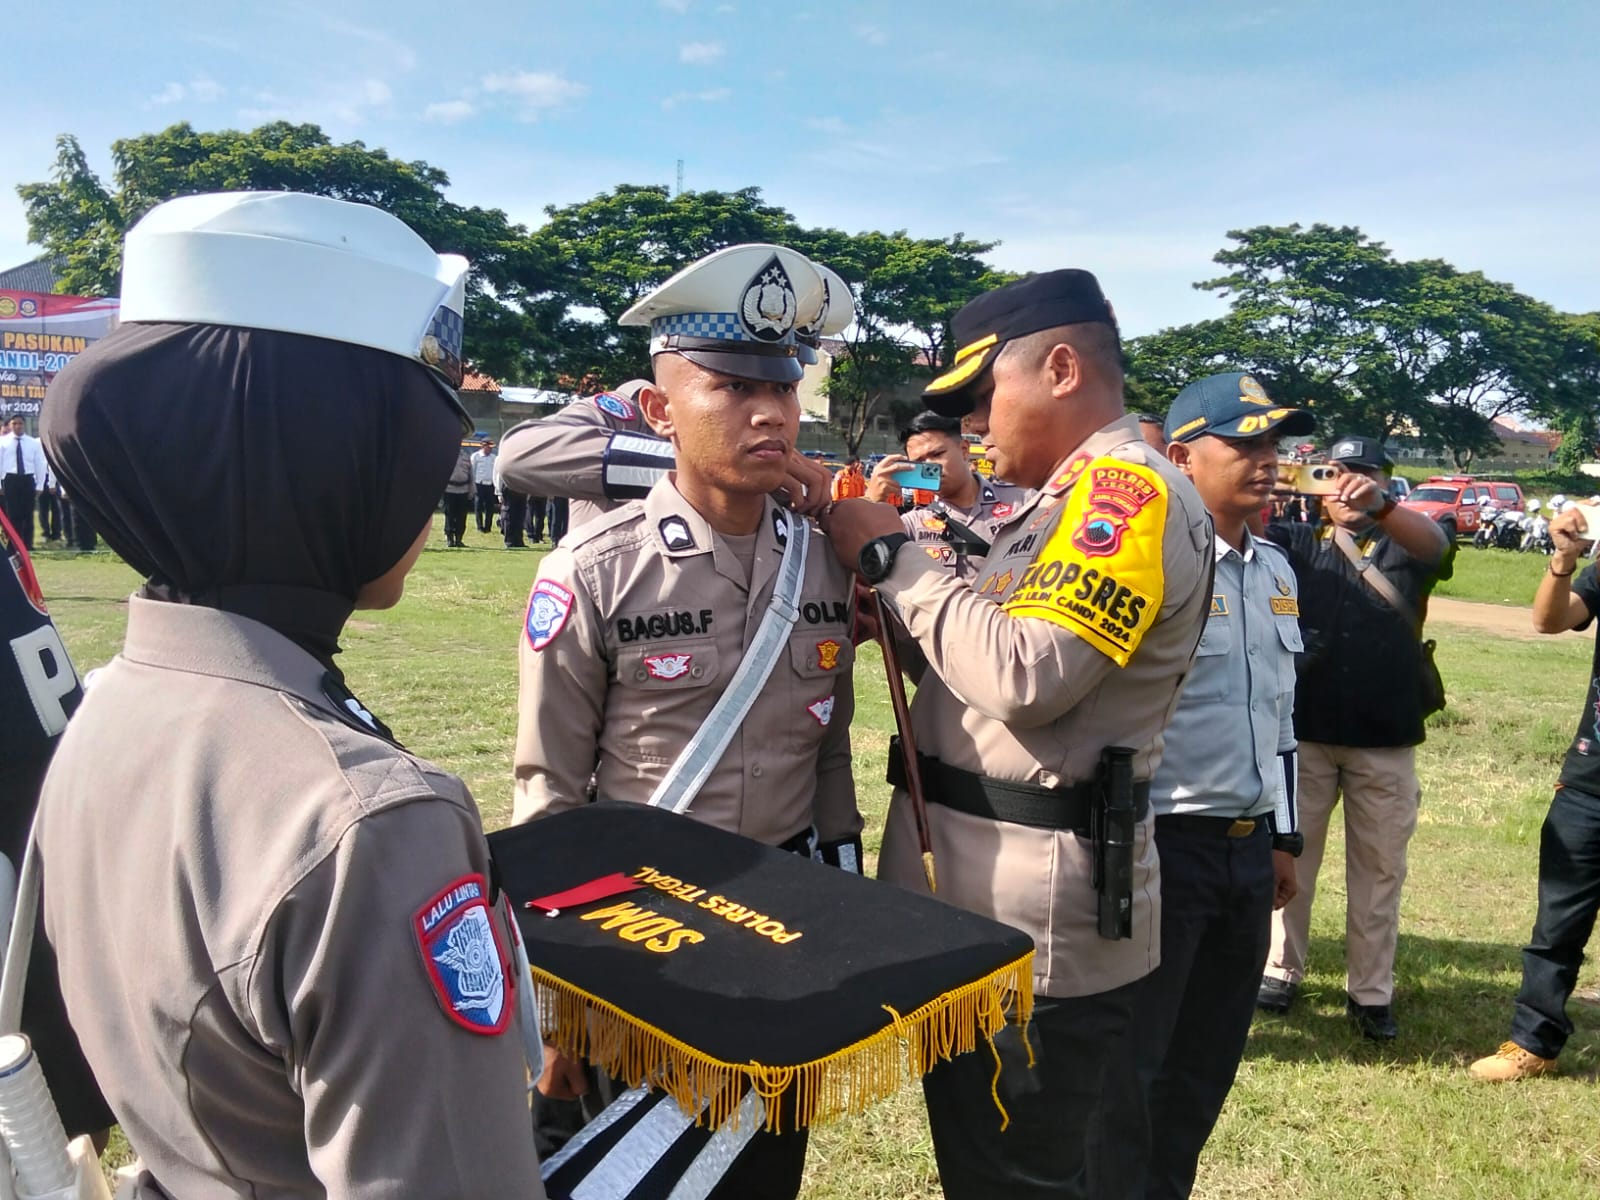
left=1093, top=373, right=1310, bottom=1200
left=35, top=192, right=543, bottom=1197
left=514, top=243, right=863, bottom=1200
left=867, top=409, right=1031, bottom=577
left=825, top=269, right=1212, bottom=1199
left=471, top=436, right=498, bottom=532
left=495, top=262, right=850, bottom=532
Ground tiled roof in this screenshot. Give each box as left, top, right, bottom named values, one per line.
left=0, top=256, right=65, bottom=294
left=460, top=370, right=501, bottom=393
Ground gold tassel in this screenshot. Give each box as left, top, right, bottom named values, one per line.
left=530, top=951, right=1034, bottom=1133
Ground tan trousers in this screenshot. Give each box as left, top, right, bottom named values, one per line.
left=1265, top=741, right=1421, bottom=1005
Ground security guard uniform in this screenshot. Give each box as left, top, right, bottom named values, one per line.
left=859, top=269, right=1212, bottom=1200
left=900, top=474, right=1031, bottom=577
left=1092, top=374, right=1309, bottom=1200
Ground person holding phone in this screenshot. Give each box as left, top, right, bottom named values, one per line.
left=867, top=411, right=1030, bottom=577
left=1470, top=502, right=1600, bottom=1081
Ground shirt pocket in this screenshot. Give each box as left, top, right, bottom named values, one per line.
left=787, top=631, right=855, bottom=749
left=615, top=638, right=720, bottom=763
left=1274, top=616, right=1304, bottom=702
left=1182, top=617, right=1234, bottom=703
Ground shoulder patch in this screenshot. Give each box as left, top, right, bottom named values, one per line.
left=525, top=578, right=575, bottom=650
left=593, top=392, right=636, bottom=421
left=414, top=875, right=510, bottom=1036
left=1002, top=457, right=1169, bottom=667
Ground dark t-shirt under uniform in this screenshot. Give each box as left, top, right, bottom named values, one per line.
left=1556, top=565, right=1600, bottom=795
left=1266, top=521, right=1454, bottom=749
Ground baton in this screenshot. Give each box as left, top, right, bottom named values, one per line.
left=873, top=592, right=937, bottom=893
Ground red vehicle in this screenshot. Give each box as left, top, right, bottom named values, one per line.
left=1400, top=475, right=1525, bottom=540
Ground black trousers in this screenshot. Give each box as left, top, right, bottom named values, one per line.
left=549, top=496, right=569, bottom=544
left=60, top=500, right=95, bottom=551
left=3, top=474, right=36, bottom=550
left=37, top=488, right=60, bottom=541
left=1093, top=818, right=1275, bottom=1200
left=527, top=495, right=547, bottom=542
left=442, top=491, right=471, bottom=544
left=502, top=491, right=528, bottom=547
left=1511, top=784, right=1600, bottom=1058
left=922, top=975, right=1140, bottom=1200
left=474, top=483, right=497, bottom=532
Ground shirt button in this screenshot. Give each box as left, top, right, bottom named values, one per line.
left=751, top=764, right=763, bottom=777
left=634, top=669, right=648, bottom=682
left=690, top=665, right=704, bottom=679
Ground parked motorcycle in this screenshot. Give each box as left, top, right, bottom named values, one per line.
left=1520, top=499, right=1553, bottom=554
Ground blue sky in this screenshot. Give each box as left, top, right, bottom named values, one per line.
left=4, top=0, right=1596, bottom=336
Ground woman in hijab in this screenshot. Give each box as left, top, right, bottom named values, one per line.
left=34, top=193, right=544, bottom=1198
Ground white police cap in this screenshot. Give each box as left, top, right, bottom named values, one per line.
left=118, top=191, right=470, bottom=415
left=619, top=244, right=826, bottom=383
left=796, top=262, right=854, bottom=364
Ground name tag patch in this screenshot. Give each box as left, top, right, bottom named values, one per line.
left=525, top=579, right=575, bottom=651
left=414, top=875, right=510, bottom=1036
left=1270, top=596, right=1300, bottom=616
left=1002, top=458, right=1168, bottom=667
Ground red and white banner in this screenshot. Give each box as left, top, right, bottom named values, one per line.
left=0, top=290, right=120, bottom=417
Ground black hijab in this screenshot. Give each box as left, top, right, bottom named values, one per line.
left=41, top=322, right=461, bottom=671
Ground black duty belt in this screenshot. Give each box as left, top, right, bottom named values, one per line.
left=1157, top=813, right=1267, bottom=839
left=886, top=735, right=1149, bottom=834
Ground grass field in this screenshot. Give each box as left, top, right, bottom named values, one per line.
left=29, top=516, right=1600, bottom=1198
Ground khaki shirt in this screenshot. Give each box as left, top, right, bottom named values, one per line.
left=900, top=475, right=1033, bottom=579
left=875, top=416, right=1212, bottom=998
left=499, top=385, right=655, bottom=532
left=38, top=599, right=542, bottom=1199
left=514, top=478, right=861, bottom=847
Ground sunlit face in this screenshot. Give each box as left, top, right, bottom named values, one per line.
left=649, top=357, right=800, bottom=496
left=904, top=430, right=969, bottom=500
left=1170, top=431, right=1280, bottom=523
left=962, top=344, right=1066, bottom=489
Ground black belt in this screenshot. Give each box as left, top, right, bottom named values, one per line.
left=886, top=736, right=1149, bottom=834
left=1157, top=813, right=1268, bottom=838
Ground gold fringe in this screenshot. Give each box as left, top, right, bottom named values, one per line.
left=531, top=950, right=1034, bottom=1133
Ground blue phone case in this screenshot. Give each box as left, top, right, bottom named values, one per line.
left=898, top=461, right=943, bottom=491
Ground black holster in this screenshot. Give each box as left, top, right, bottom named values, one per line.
left=1091, top=746, right=1136, bottom=940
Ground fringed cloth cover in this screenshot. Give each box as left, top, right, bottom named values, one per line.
left=490, top=803, right=1035, bottom=1133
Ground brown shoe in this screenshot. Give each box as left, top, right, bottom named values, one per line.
left=1469, top=1041, right=1557, bottom=1082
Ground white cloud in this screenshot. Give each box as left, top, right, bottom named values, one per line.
left=424, top=99, right=476, bottom=124
left=679, top=41, right=725, bottom=65
left=483, top=71, right=589, bottom=119
left=659, top=0, right=691, bottom=10
left=807, top=116, right=848, bottom=135
left=661, top=87, right=733, bottom=110
left=236, top=77, right=392, bottom=127
left=149, top=78, right=225, bottom=107
left=856, top=24, right=888, bottom=45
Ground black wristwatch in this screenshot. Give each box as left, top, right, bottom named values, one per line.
left=858, top=533, right=911, bottom=584
left=1272, top=832, right=1305, bottom=858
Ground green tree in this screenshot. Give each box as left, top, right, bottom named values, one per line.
left=17, top=123, right=554, bottom=377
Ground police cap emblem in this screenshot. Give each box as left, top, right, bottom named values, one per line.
left=740, top=254, right=799, bottom=343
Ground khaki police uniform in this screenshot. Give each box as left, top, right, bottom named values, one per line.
left=873, top=415, right=1210, bottom=1199
left=900, top=475, right=1032, bottom=578
left=877, top=415, right=1209, bottom=993
left=499, top=383, right=657, bottom=533
left=38, top=599, right=542, bottom=1199
left=514, top=477, right=861, bottom=849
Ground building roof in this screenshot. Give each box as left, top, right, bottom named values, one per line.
left=460, top=369, right=502, bottom=393
left=0, top=256, right=65, bottom=294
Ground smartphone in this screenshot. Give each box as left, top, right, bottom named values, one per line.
left=1566, top=502, right=1600, bottom=554
left=896, top=461, right=944, bottom=492
left=1280, top=462, right=1340, bottom=496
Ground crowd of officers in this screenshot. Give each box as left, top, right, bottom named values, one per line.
left=10, top=193, right=1578, bottom=1200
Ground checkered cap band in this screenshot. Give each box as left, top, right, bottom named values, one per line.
left=649, top=312, right=756, bottom=348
